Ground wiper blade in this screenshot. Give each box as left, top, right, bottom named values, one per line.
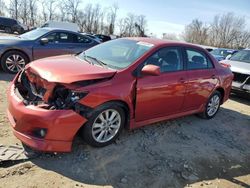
left=84, top=55, right=107, bottom=67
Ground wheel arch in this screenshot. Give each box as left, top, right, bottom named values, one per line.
left=75, top=99, right=131, bottom=139
left=1, top=49, right=31, bottom=63
left=215, top=87, right=225, bottom=104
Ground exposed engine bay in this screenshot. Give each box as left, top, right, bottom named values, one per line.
left=14, top=70, right=95, bottom=116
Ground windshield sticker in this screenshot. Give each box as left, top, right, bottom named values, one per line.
left=137, top=42, right=154, bottom=47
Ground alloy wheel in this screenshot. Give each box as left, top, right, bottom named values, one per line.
left=5, top=54, right=26, bottom=72
left=207, top=94, right=220, bottom=117
left=92, top=109, right=121, bottom=143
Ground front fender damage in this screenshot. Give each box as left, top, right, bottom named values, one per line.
left=14, top=70, right=103, bottom=119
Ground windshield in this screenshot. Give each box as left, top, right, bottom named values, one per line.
left=19, top=28, right=49, bottom=40
left=230, top=50, right=250, bottom=63
left=78, top=38, right=154, bottom=69
left=211, top=49, right=232, bottom=58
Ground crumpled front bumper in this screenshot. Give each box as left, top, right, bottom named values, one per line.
left=7, top=83, right=87, bottom=152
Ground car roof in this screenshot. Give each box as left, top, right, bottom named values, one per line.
left=126, top=37, right=205, bottom=49
left=0, top=16, right=15, bottom=20
left=38, top=27, right=79, bottom=33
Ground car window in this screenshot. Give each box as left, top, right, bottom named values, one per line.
left=77, top=35, right=92, bottom=43
left=186, top=49, right=213, bottom=70
left=144, top=47, right=183, bottom=73
left=46, top=32, right=57, bottom=43
left=58, top=33, right=72, bottom=43
left=230, top=50, right=250, bottom=63
left=45, top=32, right=75, bottom=43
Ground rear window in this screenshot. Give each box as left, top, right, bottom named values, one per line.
left=186, top=49, right=213, bottom=70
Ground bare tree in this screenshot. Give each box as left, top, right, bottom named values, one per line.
left=162, top=33, right=178, bottom=40
left=135, top=15, right=147, bottom=37
left=9, top=0, right=20, bottom=19
left=61, top=0, right=81, bottom=23
left=19, top=0, right=29, bottom=25
left=107, top=4, right=118, bottom=35
left=209, top=13, right=246, bottom=48
left=118, top=13, right=148, bottom=37
left=182, top=19, right=209, bottom=44
left=28, top=0, right=37, bottom=26
left=183, top=13, right=249, bottom=48
left=0, top=0, right=6, bottom=16
left=40, top=0, right=57, bottom=23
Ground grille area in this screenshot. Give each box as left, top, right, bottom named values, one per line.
left=233, top=72, right=250, bottom=84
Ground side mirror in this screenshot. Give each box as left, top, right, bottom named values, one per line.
left=141, top=64, right=160, bottom=76
left=40, top=38, right=49, bottom=45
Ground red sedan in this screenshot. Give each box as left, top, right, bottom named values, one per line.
left=7, top=38, right=233, bottom=152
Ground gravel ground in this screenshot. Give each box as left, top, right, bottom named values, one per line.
left=0, top=61, right=250, bottom=187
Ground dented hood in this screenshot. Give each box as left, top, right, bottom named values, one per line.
left=26, top=55, right=116, bottom=83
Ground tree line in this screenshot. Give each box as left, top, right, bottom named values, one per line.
left=0, top=1, right=249, bottom=48
left=181, top=13, right=250, bottom=49
left=0, top=0, right=147, bottom=37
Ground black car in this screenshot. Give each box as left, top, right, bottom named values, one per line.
left=0, top=28, right=100, bottom=73
left=0, top=16, right=27, bottom=34
left=94, top=34, right=111, bottom=42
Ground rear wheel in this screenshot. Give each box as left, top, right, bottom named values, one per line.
left=82, top=103, right=125, bottom=147
left=4, top=27, right=12, bottom=33
left=199, top=91, right=221, bottom=119
left=1, top=51, right=29, bottom=74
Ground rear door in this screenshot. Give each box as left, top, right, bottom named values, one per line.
left=135, top=47, right=187, bottom=122
left=182, top=48, right=218, bottom=111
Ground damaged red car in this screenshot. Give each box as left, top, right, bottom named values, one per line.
left=7, top=38, right=233, bottom=152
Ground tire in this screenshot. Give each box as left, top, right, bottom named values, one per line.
left=198, top=91, right=222, bottom=119
left=1, top=50, right=29, bottom=74
left=4, top=27, right=12, bottom=33
left=82, top=103, right=125, bottom=147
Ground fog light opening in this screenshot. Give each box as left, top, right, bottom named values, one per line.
left=33, top=128, right=47, bottom=138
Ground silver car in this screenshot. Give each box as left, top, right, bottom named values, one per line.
left=221, top=50, right=250, bottom=94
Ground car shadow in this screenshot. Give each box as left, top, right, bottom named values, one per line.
left=0, top=70, right=15, bottom=82
left=230, top=93, right=250, bottom=105
left=29, top=105, right=250, bottom=188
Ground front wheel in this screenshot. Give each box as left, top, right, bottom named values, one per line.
left=82, top=103, right=125, bottom=147
left=1, top=51, right=29, bottom=74
left=199, top=91, right=222, bottom=119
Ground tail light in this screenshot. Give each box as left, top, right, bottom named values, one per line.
left=220, top=62, right=231, bottom=68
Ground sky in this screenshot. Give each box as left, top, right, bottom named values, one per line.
left=82, top=0, right=250, bottom=37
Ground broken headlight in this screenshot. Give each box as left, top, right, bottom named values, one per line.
left=69, top=91, right=89, bottom=103
left=52, top=87, right=89, bottom=109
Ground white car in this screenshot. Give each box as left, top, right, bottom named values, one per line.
left=41, top=21, right=79, bottom=32
left=220, top=50, right=250, bottom=94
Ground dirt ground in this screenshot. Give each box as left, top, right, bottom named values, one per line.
left=0, top=65, right=250, bottom=187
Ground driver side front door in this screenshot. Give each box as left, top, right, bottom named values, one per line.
left=135, top=47, right=187, bottom=123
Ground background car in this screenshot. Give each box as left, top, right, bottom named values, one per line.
left=41, top=21, right=79, bottom=32
left=94, top=34, right=112, bottom=42
left=7, top=38, right=233, bottom=152
left=0, top=16, right=28, bottom=34
left=220, top=49, right=250, bottom=94
left=0, top=27, right=100, bottom=73
left=81, top=33, right=102, bottom=43
left=210, top=48, right=238, bottom=61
